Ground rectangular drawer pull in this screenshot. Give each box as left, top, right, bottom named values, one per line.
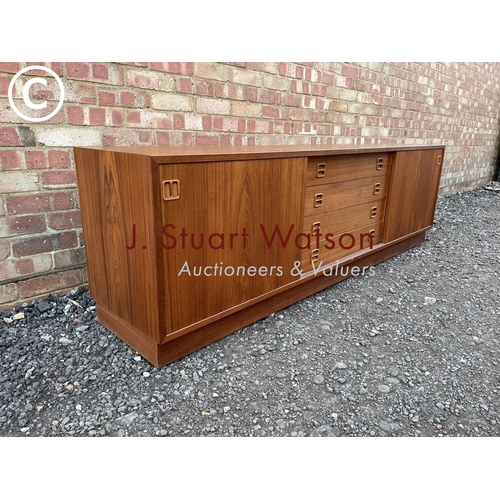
left=314, top=193, right=323, bottom=208
left=373, top=182, right=381, bottom=195
left=370, top=206, right=378, bottom=218
left=312, top=221, right=321, bottom=235
left=311, top=248, right=319, bottom=262
left=163, top=179, right=180, bottom=200
left=376, top=158, right=384, bottom=170
left=316, top=163, right=326, bottom=178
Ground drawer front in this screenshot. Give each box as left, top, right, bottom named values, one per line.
left=301, top=221, right=384, bottom=271
left=304, top=175, right=388, bottom=216
left=302, top=199, right=386, bottom=238
left=307, top=153, right=392, bottom=186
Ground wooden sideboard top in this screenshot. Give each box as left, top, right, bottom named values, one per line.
left=75, top=143, right=446, bottom=164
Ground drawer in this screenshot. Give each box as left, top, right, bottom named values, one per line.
left=301, top=221, right=384, bottom=271
left=302, top=199, right=386, bottom=238
left=304, top=175, right=388, bottom=216
left=307, top=153, right=392, bottom=186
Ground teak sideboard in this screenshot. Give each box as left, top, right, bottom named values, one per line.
left=74, top=144, right=444, bottom=367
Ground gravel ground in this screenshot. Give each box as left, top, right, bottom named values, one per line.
left=1, top=186, right=499, bottom=438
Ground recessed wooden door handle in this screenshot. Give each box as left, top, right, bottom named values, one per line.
left=163, top=180, right=180, bottom=200
left=316, top=163, right=326, bottom=178
left=314, top=193, right=323, bottom=208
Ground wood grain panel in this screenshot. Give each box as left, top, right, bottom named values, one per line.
left=302, top=199, right=386, bottom=237
left=384, top=149, right=444, bottom=242
left=78, top=144, right=444, bottom=164
left=306, top=153, right=392, bottom=186
left=300, top=222, right=384, bottom=271
left=158, top=158, right=306, bottom=338
left=74, top=149, right=161, bottom=342
left=304, top=175, right=389, bottom=216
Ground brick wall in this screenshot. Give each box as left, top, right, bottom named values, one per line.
left=1, top=62, right=500, bottom=308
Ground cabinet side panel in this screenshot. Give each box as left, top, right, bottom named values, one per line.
left=159, top=157, right=306, bottom=337
left=384, top=149, right=443, bottom=242
left=74, top=149, right=160, bottom=342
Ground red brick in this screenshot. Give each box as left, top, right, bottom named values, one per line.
left=0, top=150, right=21, bottom=170
left=47, top=210, right=82, bottom=230
left=138, top=131, right=150, bottom=143
left=120, top=91, right=137, bottom=107
left=67, top=106, right=85, bottom=125
left=247, top=88, right=258, bottom=102
left=262, top=106, right=280, bottom=119
left=41, top=171, right=77, bottom=189
left=202, top=116, right=212, bottom=130
left=102, top=134, right=115, bottom=147
left=92, top=63, right=109, bottom=80
left=197, top=134, right=220, bottom=146
left=174, top=114, right=185, bottom=129
left=18, top=269, right=82, bottom=299
left=7, top=215, right=46, bottom=235
left=0, top=126, right=22, bottom=146
left=51, top=191, right=73, bottom=210
left=156, top=132, right=170, bottom=146
left=0, top=75, right=11, bottom=96
left=66, top=62, right=90, bottom=80
left=0, top=63, right=21, bottom=73
left=48, top=150, right=71, bottom=169
left=179, top=78, right=193, bottom=93
left=111, top=110, right=124, bottom=126
left=98, top=91, right=116, bottom=106
left=6, top=194, right=50, bottom=214
left=15, top=258, right=35, bottom=278
left=195, top=81, right=214, bottom=96
left=126, top=111, right=141, bottom=125
left=312, top=83, right=327, bottom=97
left=12, top=235, right=54, bottom=257
left=89, top=107, right=106, bottom=126
left=55, top=230, right=78, bottom=250
left=25, top=150, right=48, bottom=169
left=54, top=248, right=86, bottom=269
